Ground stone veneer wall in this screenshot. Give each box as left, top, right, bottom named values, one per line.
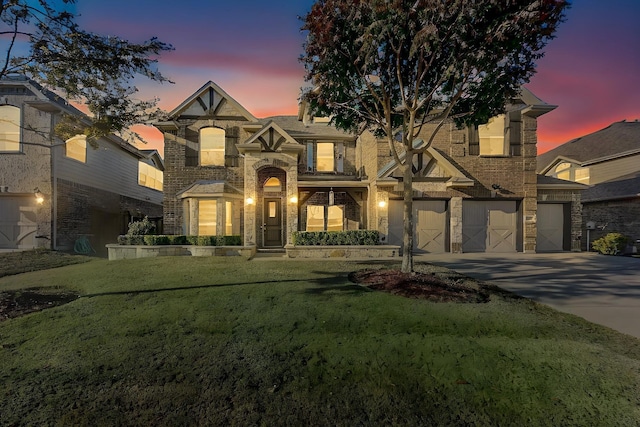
left=360, top=114, right=540, bottom=252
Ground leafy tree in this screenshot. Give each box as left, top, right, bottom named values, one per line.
left=301, top=0, right=569, bottom=272
left=0, top=0, right=172, bottom=144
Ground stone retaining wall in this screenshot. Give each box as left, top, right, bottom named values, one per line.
left=106, top=244, right=256, bottom=260
left=284, top=245, right=400, bottom=258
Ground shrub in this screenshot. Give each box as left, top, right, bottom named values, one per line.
left=127, top=216, right=155, bottom=236
left=292, top=230, right=381, bottom=246
left=592, top=233, right=629, bottom=255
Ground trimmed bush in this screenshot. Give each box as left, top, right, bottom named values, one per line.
left=592, top=233, right=629, bottom=255
left=292, top=230, right=381, bottom=246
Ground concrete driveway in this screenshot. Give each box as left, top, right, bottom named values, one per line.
left=417, top=252, right=640, bottom=338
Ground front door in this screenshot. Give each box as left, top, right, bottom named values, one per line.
left=263, top=198, right=283, bottom=247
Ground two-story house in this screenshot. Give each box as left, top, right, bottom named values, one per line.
left=156, top=80, right=583, bottom=254
left=538, top=120, right=640, bottom=249
left=0, top=77, right=164, bottom=256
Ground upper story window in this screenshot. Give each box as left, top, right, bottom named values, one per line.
left=548, top=161, right=590, bottom=184
left=478, top=115, right=507, bottom=156
left=0, top=105, right=20, bottom=152
left=200, top=127, right=225, bottom=166
left=138, top=161, right=163, bottom=191
left=65, top=135, right=87, bottom=163
left=316, top=143, right=334, bottom=171
left=306, top=141, right=344, bottom=173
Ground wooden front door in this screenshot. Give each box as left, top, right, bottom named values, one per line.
left=263, top=198, right=283, bottom=247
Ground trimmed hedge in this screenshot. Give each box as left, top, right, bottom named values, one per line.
left=292, top=230, right=381, bottom=246
left=117, top=235, right=242, bottom=246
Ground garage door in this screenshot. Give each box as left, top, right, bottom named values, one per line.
left=537, top=203, right=565, bottom=252
left=388, top=200, right=448, bottom=253
left=0, top=196, right=37, bottom=249
left=463, top=201, right=518, bottom=252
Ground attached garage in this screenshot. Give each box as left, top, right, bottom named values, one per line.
left=462, top=200, right=520, bottom=253
left=388, top=200, right=448, bottom=253
left=0, top=195, right=37, bottom=250
left=537, top=203, right=569, bottom=252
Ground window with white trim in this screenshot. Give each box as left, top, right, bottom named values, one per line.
left=65, top=135, right=87, bottom=163
left=0, top=105, right=20, bottom=152
left=200, top=127, right=225, bottom=166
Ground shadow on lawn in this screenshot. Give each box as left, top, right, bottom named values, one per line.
left=82, top=275, right=363, bottom=299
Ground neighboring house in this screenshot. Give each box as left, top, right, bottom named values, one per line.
left=538, top=120, right=640, bottom=249
left=155, top=80, right=582, bottom=253
left=0, top=77, right=163, bottom=256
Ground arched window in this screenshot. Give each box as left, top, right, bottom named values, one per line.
left=65, top=134, right=87, bottom=163
left=200, top=127, right=225, bottom=166
left=0, top=105, right=20, bottom=152
left=264, top=177, right=282, bottom=192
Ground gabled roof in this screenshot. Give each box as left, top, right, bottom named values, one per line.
left=166, top=81, right=257, bottom=122
left=582, top=172, right=640, bottom=203
left=139, top=149, right=165, bottom=171
left=238, top=120, right=304, bottom=154
left=2, top=77, right=155, bottom=162
left=377, top=140, right=474, bottom=188
left=266, top=115, right=355, bottom=141
left=514, top=87, right=558, bottom=118
left=537, top=121, right=640, bottom=173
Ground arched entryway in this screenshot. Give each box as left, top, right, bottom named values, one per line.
left=257, top=167, right=287, bottom=248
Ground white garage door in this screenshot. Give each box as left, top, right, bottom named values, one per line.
left=388, top=200, right=448, bottom=253
left=537, top=203, right=565, bottom=252
left=0, top=196, right=37, bottom=249
left=463, top=201, right=518, bottom=253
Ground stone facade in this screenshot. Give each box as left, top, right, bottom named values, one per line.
left=159, top=81, right=579, bottom=253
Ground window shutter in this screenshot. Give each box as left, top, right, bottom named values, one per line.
left=185, top=128, right=198, bottom=166
left=336, top=142, right=344, bottom=173
left=225, top=126, right=240, bottom=167
left=507, top=114, right=522, bottom=156
left=468, top=126, right=479, bottom=156
left=307, top=142, right=314, bottom=172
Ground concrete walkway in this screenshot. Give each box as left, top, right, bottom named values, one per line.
left=417, top=252, right=640, bottom=338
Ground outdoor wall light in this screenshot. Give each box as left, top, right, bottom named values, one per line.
left=290, top=196, right=298, bottom=204
left=246, top=197, right=254, bottom=205
left=34, top=187, right=44, bottom=204
left=378, top=201, right=387, bottom=208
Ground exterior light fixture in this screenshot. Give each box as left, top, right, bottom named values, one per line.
left=329, top=188, right=334, bottom=206
left=290, top=196, right=298, bottom=204
left=34, top=187, right=44, bottom=204
left=246, top=197, right=254, bottom=205
left=378, top=201, right=387, bottom=208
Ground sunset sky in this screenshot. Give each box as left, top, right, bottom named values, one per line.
left=75, top=1, right=640, bottom=155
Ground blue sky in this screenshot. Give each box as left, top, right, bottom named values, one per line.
left=73, top=0, right=640, bottom=154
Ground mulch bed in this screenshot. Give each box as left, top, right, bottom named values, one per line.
left=349, top=269, right=490, bottom=303
left=0, top=289, right=80, bottom=322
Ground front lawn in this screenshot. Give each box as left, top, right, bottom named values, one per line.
left=0, top=256, right=639, bottom=425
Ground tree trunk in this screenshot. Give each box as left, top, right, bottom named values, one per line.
left=401, top=161, right=414, bottom=273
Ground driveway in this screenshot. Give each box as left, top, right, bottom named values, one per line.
left=417, top=252, right=640, bottom=338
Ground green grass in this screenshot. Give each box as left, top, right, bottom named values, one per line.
left=1, top=255, right=639, bottom=426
